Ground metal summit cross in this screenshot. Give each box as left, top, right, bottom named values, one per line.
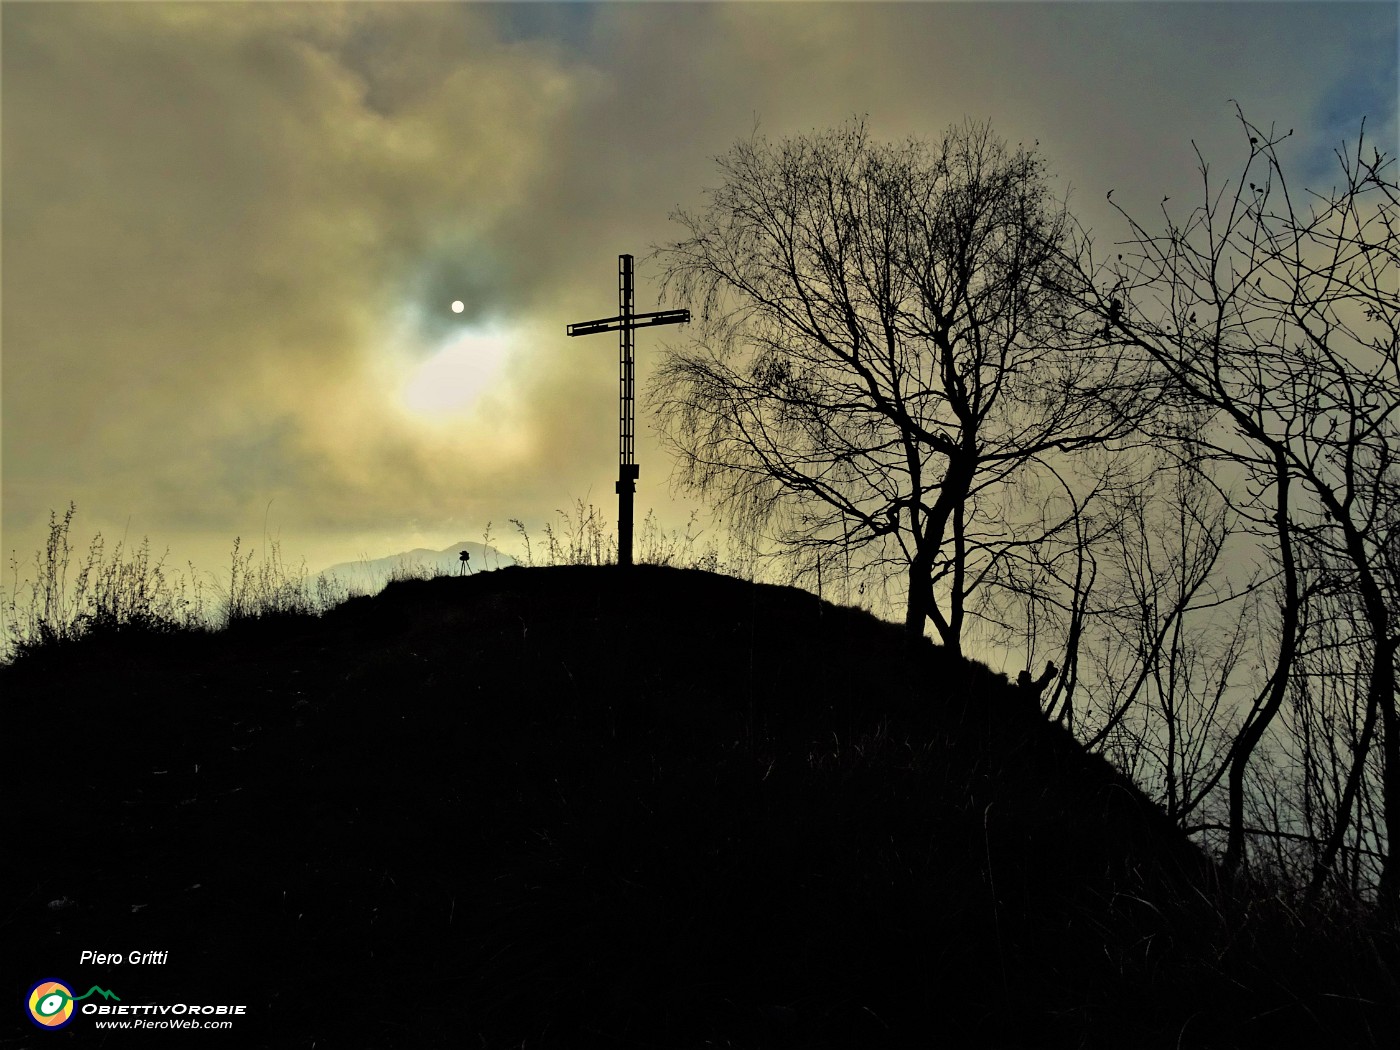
left=566, top=254, right=689, bottom=567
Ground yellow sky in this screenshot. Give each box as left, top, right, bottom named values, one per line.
left=3, top=1, right=1394, bottom=589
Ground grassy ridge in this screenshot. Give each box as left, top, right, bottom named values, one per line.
left=4, top=565, right=1396, bottom=1047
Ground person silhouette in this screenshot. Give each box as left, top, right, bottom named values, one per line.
left=1018, top=660, right=1058, bottom=703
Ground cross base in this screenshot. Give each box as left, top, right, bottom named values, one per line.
left=615, top=464, right=639, bottom=567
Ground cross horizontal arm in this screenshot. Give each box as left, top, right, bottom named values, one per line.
left=565, top=308, right=691, bottom=337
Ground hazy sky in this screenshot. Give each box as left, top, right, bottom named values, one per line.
left=3, top=1, right=1396, bottom=584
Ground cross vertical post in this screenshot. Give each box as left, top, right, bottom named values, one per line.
left=617, top=254, right=638, bottom=566
left=566, top=253, right=689, bottom=567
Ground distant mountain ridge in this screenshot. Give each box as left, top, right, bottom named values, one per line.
left=316, top=540, right=514, bottom=595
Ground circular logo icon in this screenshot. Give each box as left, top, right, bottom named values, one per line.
left=27, top=980, right=76, bottom=1029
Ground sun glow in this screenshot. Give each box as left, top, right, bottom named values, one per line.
left=400, top=327, right=513, bottom=417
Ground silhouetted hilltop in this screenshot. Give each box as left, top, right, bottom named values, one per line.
left=4, top=566, right=1395, bottom=1048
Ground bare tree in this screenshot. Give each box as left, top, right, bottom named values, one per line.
left=652, top=119, right=1150, bottom=653
left=1001, top=440, right=1262, bottom=828
left=1065, top=105, right=1400, bottom=901
left=1280, top=554, right=1389, bottom=894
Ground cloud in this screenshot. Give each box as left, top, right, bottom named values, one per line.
left=3, top=1, right=1389, bottom=573
left=4, top=3, right=586, bottom=555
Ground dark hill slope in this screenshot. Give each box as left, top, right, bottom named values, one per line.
left=3, top=566, right=1393, bottom=1048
